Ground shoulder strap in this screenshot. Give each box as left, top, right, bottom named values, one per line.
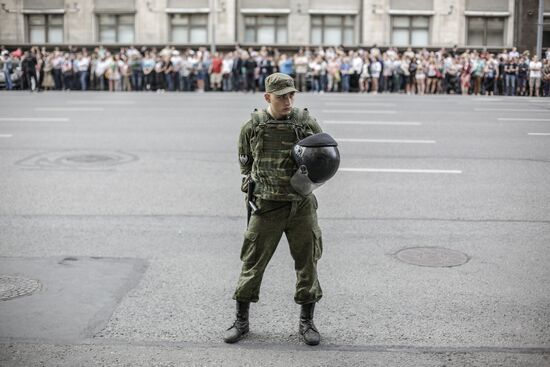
left=251, top=108, right=269, bottom=129
left=292, top=108, right=312, bottom=139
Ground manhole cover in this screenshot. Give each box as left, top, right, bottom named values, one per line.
left=64, top=154, right=115, bottom=164
left=14, top=150, right=138, bottom=170
left=0, top=275, right=41, bottom=301
left=395, top=247, right=469, bottom=267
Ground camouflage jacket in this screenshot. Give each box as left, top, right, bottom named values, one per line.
left=238, top=107, right=322, bottom=201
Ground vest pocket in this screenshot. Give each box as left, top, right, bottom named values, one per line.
left=240, top=230, right=258, bottom=264
left=313, top=227, right=323, bottom=261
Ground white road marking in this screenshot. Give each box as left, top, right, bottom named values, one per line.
left=324, top=120, right=421, bottom=126
left=324, top=102, right=396, bottom=107
left=528, top=133, right=550, bottom=136
left=476, top=108, right=549, bottom=112
left=528, top=100, right=550, bottom=103
left=35, top=107, right=105, bottom=112
left=470, top=98, right=504, bottom=102
left=0, top=117, right=70, bottom=122
left=0, top=134, right=13, bottom=138
left=340, top=168, right=462, bottom=174
left=498, top=118, right=550, bottom=121
left=66, top=100, right=136, bottom=105
left=338, top=138, right=436, bottom=144
left=322, top=110, right=397, bottom=114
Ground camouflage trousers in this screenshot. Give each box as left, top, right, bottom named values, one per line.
left=233, top=194, right=323, bottom=305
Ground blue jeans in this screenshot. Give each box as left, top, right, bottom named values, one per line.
left=341, top=74, right=350, bottom=92
left=165, top=73, right=174, bottom=91
left=79, top=71, right=88, bottom=91
left=222, top=74, right=232, bottom=91
left=3, top=70, right=12, bottom=90
left=505, top=74, right=516, bottom=96
left=132, top=70, right=142, bottom=91
left=180, top=75, right=191, bottom=91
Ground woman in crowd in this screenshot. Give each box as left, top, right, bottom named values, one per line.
left=460, top=55, right=472, bottom=95
left=370, top=56, right=381, bottom=94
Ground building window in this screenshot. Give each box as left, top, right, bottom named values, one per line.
left=27, top=14, right=64, bottom=43
left=244, top=16, right=287, bottom=44
left=311, top=15, right=355, bottom=46
left=170, top=14, right=208, bottom=43
left=466, top=17, right=505, bottom=47
left=98, top=14, right=135, bottom=43
left=391, top=16, right=429, bottom=46
left=542, top=16, right=550, bottom=48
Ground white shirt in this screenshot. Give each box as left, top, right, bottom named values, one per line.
left=77, top=57, right=90, bottom=72
left=352, top=56, right=363, bottom=74
left=222, top=58, right=233, bottom=74
left=370, top=60, right=382, bottom=77
left=529, top=61, right=542, bottom=78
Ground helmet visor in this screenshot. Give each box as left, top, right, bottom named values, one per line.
left=290, top=165, right=324, bottom=196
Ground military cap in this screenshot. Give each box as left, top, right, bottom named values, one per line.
left=265, top=73, right=298, bottom=95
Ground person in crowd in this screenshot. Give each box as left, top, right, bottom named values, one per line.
left=294, top=49, right=308, bottom=92
left=108, top=53, right=122, bottom=92
left=504, top=57, right=518, bottom=96
left=142, top=51, right=155, bottom=91
left=483, top=54, right=497, bottom=96
left=1, top=50, right=14, bottom=90
left=231, top=51, right=243, bottom=92
left=179, top=50, right=191, bottom=92
left=370, top=56, right=381, bottom=94
left=120, top=55, right=132, bottom=91
left=327, top=55, right=340, bottom=92
left=542, top=59, right=550, bottom=96
left=36, top=48, right=45, bottom=91
left=459, top=55, right=471, bottom=95
left=209, top=52, right=223, bottom=91
left=351, top=51, right=363, bottom=92
left=170, top=50, right=182, bottom=91
left=76, top=51, right=90, bottom=91
left=340, top=57, right=352, bottom=93
left=221, top=52, right=233, bottom=92
left=130, top=53, right=143, bottom=91
left=309, top=55, right=322, bottom=93
left=359, top=56, right=370, bottom=93
left=42, top=53, right=54, bottom=91
left=243, top=51, right=256, bottom=92
left=52, top=50, right=63, bottom=90
left=319, top=55, right=327, bottom=93
left=278, top=53, right=293, bottom=78
left=381, top=53, right=393, bottom=93
left=22, top=50, right=38, bottom=91
left=517, top=55, right=529, bottom=96
left=406, top=56, right=417, bottom=95
left=529, top=55, right=542, bottom=97
left=471, top=52, right=485, bottom=95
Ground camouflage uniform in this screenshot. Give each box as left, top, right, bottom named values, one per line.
left=233, top=106, right=324, bottom=305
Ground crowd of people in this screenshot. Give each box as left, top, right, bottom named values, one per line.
left=2, top=44, right=550, bottom=96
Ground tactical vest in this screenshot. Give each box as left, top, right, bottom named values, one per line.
left=250, top=107, right=314, bottom=201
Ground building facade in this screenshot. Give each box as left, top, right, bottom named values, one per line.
left=0, top=0, right=549, bottom=51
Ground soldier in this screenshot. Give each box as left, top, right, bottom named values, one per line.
left=224, top=73, right=339, bottom=346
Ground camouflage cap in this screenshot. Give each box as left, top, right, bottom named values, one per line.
left=265, top=73, right=298, bottom=95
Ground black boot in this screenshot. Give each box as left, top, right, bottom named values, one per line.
left=224, top=301, right=250, bottom=343
left=299, top=303, right=320, bottom=346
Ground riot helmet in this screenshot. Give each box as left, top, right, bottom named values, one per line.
left=290, top=133, right=340, bottom=196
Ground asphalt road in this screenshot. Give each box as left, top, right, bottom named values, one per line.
left=0, top=91, right=549, bottom=366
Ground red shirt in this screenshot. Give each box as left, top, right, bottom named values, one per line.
left=211, top=58, right=222, bottom=73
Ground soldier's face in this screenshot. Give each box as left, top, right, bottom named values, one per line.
left=265, top=92, right=295, bottom=119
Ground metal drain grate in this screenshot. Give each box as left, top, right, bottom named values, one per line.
left=15, top=150, right=138, bottom=170
left=0, top=275, right=41, bottom=301
left=395, top=247, right=469, bottom=267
